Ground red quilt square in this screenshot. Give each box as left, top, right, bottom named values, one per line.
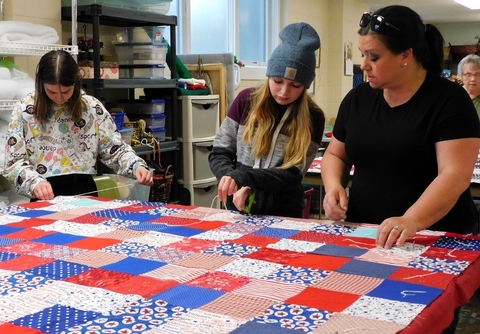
left=0, top=241, right=52, bottom=255
left=389, top=267, right=454, bottom=289
left=166, top=238, right=221, bottom=253
left=286, top=286, right=360, bottom=312
left=288, top=253, right=351, bottom=271
left=0, top=323, right=43, bottom=333
left=245, top=248, right=303, bottom=265
left=166, top=204, right=195, bottom=210
left=65, top=268, right=133, bottom=289
left=188, top=220, right=229, bottom=230
left=18, top=202, right=53, bottom=209
left=421, top=246, right=480, bottom=262
left=109, top=275, right=178, bottom=297
left=331, top=236, right=377, bottom=249
left=186, top=271, right=252, bottom=292
left=68, top=214, right=109, bottom=224
left=7, top=218, right=56, bottom=228
left=117, top=204, right=156, bottom=212
left=150, top=216, right=201, bottom=226
left=229, top=235, right=280, bottom=248
left=290, top=231, right=342, bottom=243
left=406, top=235, right=442, bottom=246
left=0, top=254, right=55, bottom=271
left=67, top=237, right=121, bottom=250
left=3, top=227, right=55, bottom=241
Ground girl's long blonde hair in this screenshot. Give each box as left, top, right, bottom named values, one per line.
left=242, top=81, right=315, bottom=170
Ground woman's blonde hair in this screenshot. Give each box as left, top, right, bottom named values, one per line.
left=242, top=81, right=314, bottom=170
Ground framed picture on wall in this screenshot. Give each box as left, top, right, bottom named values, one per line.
left=316, top=48, right=321, bottom=68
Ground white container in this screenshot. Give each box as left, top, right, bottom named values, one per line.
left=119, top=64, right=165, bottom=79
left=180, top=141, right=215, bottom=183
left=115, top=43, right=167, bottom=63
left=62, top=0, right=172, bottom=14
left=177, top=95, right=219, bottom=142
left=128, top=113, right=165, bottom=129
left=179, top=180, right=219, bottom=208
left=116, top=27, right=166, bottom=44
left=117, top=99, right=165, bottom=114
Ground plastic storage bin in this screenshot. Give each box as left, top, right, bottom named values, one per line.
left=117, top=99, right=165, bottom=114
left=119, top=64, right=165, bottom=79
left=180, top=142, right=214, bottom=183
left=61, top=0, right=172, bottom=14
left=115, top=43, right=167, bottom=64
left=149, top=127, right=166, bottom=141
left=179, top=181, right=219, bottom=208
left=116, top=27, right=165, bottom=44
left=110, top=112, right=125, bottom=130
left=119, top=127, right=134, bottom=145
left=128, top=114, right=165, bottom=129
left=104, top=173, right=151, bottom=201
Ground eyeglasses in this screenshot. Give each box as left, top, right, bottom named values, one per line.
left=359, top=12, right=401, bottom=33
left=462, top=73, right=480, bottom=79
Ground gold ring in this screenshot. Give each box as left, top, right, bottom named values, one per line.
left=393, top=225, right=400, bottom=231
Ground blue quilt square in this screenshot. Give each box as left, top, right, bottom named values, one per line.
left=11, top=209, right=54, bottom=218
left=431, top=236, right=480, bottom=251
left=105, top=212, right=157, bottom=223
left=102, top=257, right=166, bottom=275
left=252, top=227, right=300, bottom=239
left=12, top=304, right=100, bottom=333
left=309, top=244, right=369, bottom=258
left=231, top=321, right=299, bottom=333
left=346, top=227, right=378, bottom=239
left=152, top=284, right=224, bottom=309
left=128, top=222, right=169, bottom=232
left=161, top=226, right=205, bottom=237
left=367, top=279, right=443, bottom=305
left=0, top=225, right=23, bottom=236
left=337, top=259, right=399, bottom=279
left=68, top=198, right=104, bottom=207
left=33, top=232, right=86, bottom=245
left=0, top=251, right=20, bottom=262
left=24, top=260, right=91, bottom=280
left=0, top=237, right=23, bottom=247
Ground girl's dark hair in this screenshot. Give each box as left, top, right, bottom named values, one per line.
left=358, top=5, right=445, bottom=76
left=34, top=50, right=83, bottom=123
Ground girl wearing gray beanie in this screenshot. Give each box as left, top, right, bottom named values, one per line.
left=209, top=22, right=325, bottom=218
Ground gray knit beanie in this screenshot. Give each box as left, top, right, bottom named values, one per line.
left=266, top=22, right=320, bottom=88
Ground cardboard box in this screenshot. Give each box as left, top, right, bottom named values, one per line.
left=79, top=61, right=119, bottom=79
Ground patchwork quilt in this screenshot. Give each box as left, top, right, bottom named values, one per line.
left=0, top=196, right=478, bottom=334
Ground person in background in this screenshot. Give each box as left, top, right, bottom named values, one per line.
left=3, top=50, right=153, bottom=200
left=321, top=6, right=480, bottom=333
left=458, top=54, right=480, bottom=117
left=209, top=22, right=325, bottom=218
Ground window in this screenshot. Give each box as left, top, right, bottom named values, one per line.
left=164, top=0, right=283, bottom=68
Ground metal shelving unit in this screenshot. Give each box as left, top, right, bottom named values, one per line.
left=61, top=4, right=180, bottom=201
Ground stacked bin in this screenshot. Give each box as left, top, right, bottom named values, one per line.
left=176, top=95, right=220, bottom=208
left=117, top=99, right=166, bottom=141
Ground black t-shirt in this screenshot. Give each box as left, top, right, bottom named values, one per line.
left=334, top=74, right=480, bottom=233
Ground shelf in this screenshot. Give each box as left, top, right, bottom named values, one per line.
left=82, top=78, right=177, bottom=90
left=132, top=140, right=179, bottom=156
left=62, top=5, right=177, bottom=27
left=0, top=41, right=78, bottom=57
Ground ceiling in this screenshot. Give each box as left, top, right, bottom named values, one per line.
left=357, top=0, right=480, bottom=23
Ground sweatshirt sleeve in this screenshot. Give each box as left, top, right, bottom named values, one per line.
left=3, top=101, right=47, bottom=197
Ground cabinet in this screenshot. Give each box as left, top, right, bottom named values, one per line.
left=61, top=4, right=180, bottom=201
left=175, top=95, right=220, bottom=208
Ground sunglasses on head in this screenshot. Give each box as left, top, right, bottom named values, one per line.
left=359, top=12, right=400, bottom=32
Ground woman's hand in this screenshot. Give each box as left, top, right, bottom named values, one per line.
left=218, top=176, right=238, bottom=202
left=233, top=186, right=253, bottom=212
left=34, top=181, right=54, bottom=200
left=323, top=186, right=348, bottom=221
left=136, top=166, right=154, bottom=186
left=376, top=216, right=420, bottom=249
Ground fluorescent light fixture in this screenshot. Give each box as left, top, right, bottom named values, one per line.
left=454, top=0, right=480, bottom=9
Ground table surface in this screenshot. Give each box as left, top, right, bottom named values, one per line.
left=0, top=196, right=478, bottom=333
